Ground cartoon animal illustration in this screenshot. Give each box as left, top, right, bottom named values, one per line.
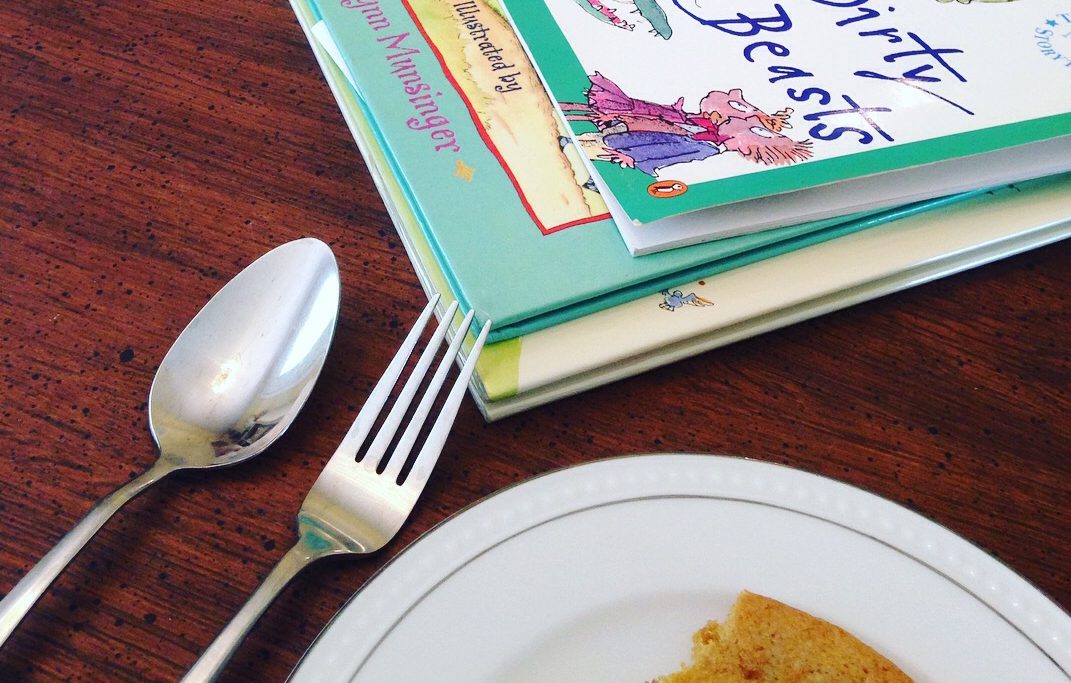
left=561, top=73, right=812, bottom=176
left=659, top=289, right=713, bottom=311
left=570, top=0, right=673, bottom=38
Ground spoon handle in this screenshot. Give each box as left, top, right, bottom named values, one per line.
left=0, top=458, right=175, bottom=646
left=181, top=531, right=343, bottom=683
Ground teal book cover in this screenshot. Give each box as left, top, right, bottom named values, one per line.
left=499, top=1, right=1071, bottom=228
left=307, top=0, right=980, bottom=342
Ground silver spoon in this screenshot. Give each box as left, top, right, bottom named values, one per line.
left=0, top=237, right=341, bottom=646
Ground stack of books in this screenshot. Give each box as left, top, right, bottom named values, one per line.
left=291, top=0, right=1071, bottom=420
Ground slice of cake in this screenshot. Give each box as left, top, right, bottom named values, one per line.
left=656, top=591, right=913, bottom=682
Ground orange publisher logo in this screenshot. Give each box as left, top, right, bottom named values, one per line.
left=647, top=180, right=687, bottom=198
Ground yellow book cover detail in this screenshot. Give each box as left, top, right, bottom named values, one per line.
left=410, top=0, right=606, bottom=229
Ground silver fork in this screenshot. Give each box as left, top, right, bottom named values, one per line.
left=181, top=294, right=490, bottom=683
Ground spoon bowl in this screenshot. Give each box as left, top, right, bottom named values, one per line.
left=149, top=237, right=340, bottom=468
left=0, top=237, right=340, bottom=646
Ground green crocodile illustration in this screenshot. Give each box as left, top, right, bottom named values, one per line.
left=571, top=0, right=673, bottom=39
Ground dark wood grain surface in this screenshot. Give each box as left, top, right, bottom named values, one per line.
left=1, top=2, right=1069, bottom=681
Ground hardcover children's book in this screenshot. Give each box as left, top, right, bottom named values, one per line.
left=499, top=0, right=1071, bottom=253
left=299, top=0, right=988, bottom=343
left=292, top=0, right=1071, bottom=420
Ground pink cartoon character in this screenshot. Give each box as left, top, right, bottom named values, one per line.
left=694, top=88, right=795, bottom=139
left=563, top=72, right=690, bottom=130
left=562, top=74, right=813, bottom=176
left=716, top=115, right=813, bottom=165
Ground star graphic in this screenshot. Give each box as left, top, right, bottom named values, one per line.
left=454, top=159, right=475, bottom=182
left=1047, top=19, right=1058, bottom=27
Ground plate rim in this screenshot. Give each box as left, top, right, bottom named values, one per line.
left=289, top=453, right=1071, bottom=681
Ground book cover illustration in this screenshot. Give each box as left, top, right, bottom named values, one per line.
left=560, top=72, right=812, bottom=177
left=502, top=0, right=1071, bottom=223
left=404, top=0, right=612, bottom=234
left=292, top=0, right=1071, bottom=419
left=310, top=0, right=928, bottom=338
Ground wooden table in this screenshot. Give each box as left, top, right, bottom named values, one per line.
left=2, top=2, right=1069, bottom=681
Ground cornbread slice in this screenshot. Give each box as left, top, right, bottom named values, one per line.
left=656, top=591, right=912, bottom=682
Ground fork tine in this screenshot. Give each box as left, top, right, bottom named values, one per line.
left=382, top=308, right=476, bottom=482
left=400, top=318, right=491, bottom=493
left=360, top=299, right=459, bottom=472
left=327, top=294, right=440, bottom=464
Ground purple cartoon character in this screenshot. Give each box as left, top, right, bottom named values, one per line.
left=561, top=73, right=812, bottom=177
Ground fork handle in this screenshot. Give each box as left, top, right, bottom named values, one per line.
left=0, top=458, right=175, bottom=647
left=181, top=532, right=339, bottom=683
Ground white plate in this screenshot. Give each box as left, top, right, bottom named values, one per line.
left=289, top=454, right=1071, bottom=682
